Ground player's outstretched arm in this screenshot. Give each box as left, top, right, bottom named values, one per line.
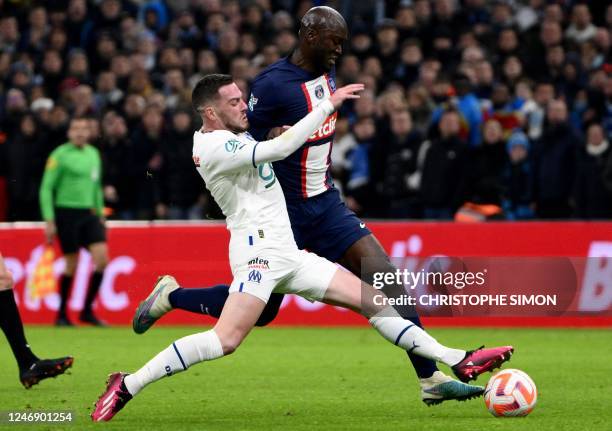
left=253, top=84, right=364, bottom=165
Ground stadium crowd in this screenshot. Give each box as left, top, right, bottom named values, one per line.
left=0, top=0, right=611, bottom=221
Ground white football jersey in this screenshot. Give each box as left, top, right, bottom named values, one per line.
left=193, top=129, right=297, bottom=252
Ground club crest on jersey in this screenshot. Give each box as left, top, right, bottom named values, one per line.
left=248, top=93, right=258, bottom=111
left=248, top=257, right=270, bottom=270
left=248, top=270, right=262, bottom=283
left=315, top=85, right=324, bottom=99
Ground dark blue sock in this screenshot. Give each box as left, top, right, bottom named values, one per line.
left=169, top=285, right=229, bottom=318
left=406, top=313, right=439, bottom=378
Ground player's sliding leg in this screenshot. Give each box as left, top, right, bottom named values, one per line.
left=92, top=292, right=266, bottom=422
left=337, top=234, right=485, bottom=404
left=321, top=268, right=513, bottom=383
left=132, top=276, right=283, bottom=334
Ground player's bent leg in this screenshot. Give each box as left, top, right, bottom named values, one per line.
left=144, top=283, right=282, bottom=327
left=213, top=292, right=267, bottom=354
left=135, top=280, right=282, bottom=333
left=93, top=292, right=266, bottom=422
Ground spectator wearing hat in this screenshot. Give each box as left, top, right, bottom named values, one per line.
left=502, top=129, right=534, bottom=219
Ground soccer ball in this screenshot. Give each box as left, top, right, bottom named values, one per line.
left=484, top=369, right=537, bottom=417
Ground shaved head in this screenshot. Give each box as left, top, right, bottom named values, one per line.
left=295, top=6, right=348, bottom=73
left=300, top=6, right=347, bottom=34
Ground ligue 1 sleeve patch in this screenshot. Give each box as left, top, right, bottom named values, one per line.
left=225, top=139, right=245, bottom=153
left=45, top=157, right=58, bottom=170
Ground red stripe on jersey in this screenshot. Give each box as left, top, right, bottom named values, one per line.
left=301, top=82, right=313, bottom=112
left=324, top=143, right=332, bottom=190
left=300, top=146, right=310, bottom=199
left=324, top=74, right=334, bottom=94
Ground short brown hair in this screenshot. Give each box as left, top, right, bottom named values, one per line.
left=191, top=74, right=233, bottom=113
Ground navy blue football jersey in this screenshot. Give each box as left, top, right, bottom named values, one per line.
left=247, top=58, right=337, bottom=202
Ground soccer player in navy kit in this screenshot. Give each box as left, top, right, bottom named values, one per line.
left=134, top=7, right=484, bottom=404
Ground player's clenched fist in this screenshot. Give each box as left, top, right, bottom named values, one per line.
left=0, top=253, right=14, bottom=291
left=329, top=84, right=365, bottom=109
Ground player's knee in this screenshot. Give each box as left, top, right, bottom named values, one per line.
left=63, top=257, right=78, bottom=276
left=255, top=308, right=279, bottom=327
left=94, top=258, right=108, bottom=272
left=218, top=332, right=244, bottom=355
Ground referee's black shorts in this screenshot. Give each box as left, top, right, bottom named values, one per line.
left=55, top=207, right=106, bottom=254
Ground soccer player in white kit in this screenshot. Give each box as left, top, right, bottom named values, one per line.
left=92, top=74, right=514, bottom=422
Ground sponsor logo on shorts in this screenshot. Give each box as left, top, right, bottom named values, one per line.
left=248, top=270, right=262, bottom=283
left=248, top=257, right=270, bottom=270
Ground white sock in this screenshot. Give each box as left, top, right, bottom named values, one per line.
left=124, top=330, right=224, bottom=396
left=369, top=307, right=465, bottom=366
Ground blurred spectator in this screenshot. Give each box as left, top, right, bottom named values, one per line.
left=128, top=106, right=164, bottom=219
left=574, top=124, right=612, bottom=219
left=533, top=99, right=579, bottom=219
left=526, top=80, right=555, bottom=140
left=431, top=73, right=483, bottom=146
left=1, top=114, right=46, bottom=221
left=376, top=110, right=425, bottom=218
left=420, top=110, right=469, bottom=219
left=343, top=116, right=376, bottom=216
left=565, top=4, right=597, bottom=44
left=482, top=83, right=523, bottom=134
left=502, top=130, right=534, bottom=220
left=407, top=84, right=434, bottom=134
left=95, top=71, right=124, bottom=111
left=465, top=119, right=508, bottom=208
left=158, top=109, right=206, bottom=220
left=100, top=111, right=139, bottom=219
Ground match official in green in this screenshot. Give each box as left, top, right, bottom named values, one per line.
left=39, top=117, right=109, bottom=327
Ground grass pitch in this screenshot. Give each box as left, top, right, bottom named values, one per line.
left=0, top=326, right=610, bottom=430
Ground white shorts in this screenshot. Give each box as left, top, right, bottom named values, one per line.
left=228, top=246, right=338, bottom=304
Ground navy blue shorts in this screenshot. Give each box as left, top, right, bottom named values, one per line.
left=286, top=188, right=371, bottom=262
